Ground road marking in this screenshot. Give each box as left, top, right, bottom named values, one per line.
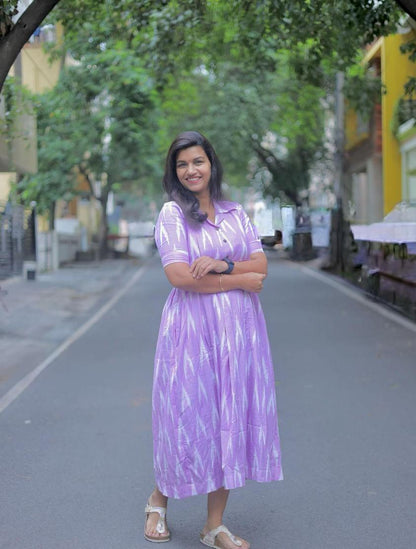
left=0, top=264, right=148, bottom=414
left=297, top=262, right=416, bottom=334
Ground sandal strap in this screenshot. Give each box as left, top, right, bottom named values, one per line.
left=144, top=504, right=168, bottom=535
left=206, top=525, right=243, bottom=547
left=145, top=504, right=167, bottom=519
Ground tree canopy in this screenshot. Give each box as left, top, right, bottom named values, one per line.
left=18, top=37, right=161, bottom=240
left=2, top=0, right=414, bottom=220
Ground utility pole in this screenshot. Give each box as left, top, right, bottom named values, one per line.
left=334, top=71, right=344, bottom=206
left=329, top=71, right=346, bottom=271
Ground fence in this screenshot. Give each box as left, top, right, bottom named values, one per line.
left=0, top=202, right=36, bottom=280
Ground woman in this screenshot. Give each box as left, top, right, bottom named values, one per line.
left=145, top=131, right=282, bottom=548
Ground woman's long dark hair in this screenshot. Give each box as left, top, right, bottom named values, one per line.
left=163, top=131, right=224, bottom=224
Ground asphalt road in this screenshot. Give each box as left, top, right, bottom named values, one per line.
left=1, top=255, right=416, bottom=549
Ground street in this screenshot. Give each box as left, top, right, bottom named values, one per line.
left=1, top=255, right=416, bottom=549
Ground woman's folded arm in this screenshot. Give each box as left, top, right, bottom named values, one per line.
left=164, top=262, right=265, bottom=294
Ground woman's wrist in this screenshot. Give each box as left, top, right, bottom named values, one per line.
left=219, top=272, right=244, bottom=292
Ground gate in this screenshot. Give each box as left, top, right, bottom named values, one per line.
left=0, top=202, right=36, bottom=279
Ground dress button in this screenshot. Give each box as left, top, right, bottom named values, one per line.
left=223, top=239, right=227, bottom=243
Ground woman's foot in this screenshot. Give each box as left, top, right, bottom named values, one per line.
left=200, top=524, right=250, bottom=549
left=144, top=490, right=170, bottom=543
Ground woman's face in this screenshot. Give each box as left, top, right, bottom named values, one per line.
left=175, top=146, right=211, bottom=199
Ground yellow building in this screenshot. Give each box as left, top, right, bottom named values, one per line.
left=344, top=20, right=416, bottom=222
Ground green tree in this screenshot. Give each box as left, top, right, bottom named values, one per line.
left=8, top=0, right=411, bottom=219
left=134, top=0, right=403, bottom=202
left=1, top=0, right=411, bottom=97
left=20, top=44, right=159, bottom=253
left=157, top=56, right=327, bottom=204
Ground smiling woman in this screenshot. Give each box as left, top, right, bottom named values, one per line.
left=144, top=131, right=283, bottom=549
left=161, top=131, right=224, bottom=224
left=175, top=146, right=212, bottom=199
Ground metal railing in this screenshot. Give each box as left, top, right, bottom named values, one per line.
left=0, top=202, right=35, bottom=279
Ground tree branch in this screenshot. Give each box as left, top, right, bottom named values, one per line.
left=250, top=136, right=304, bottom=204
left=0, top=0, right=61, bottom=92
left=250, top=136, right=283, bottom=171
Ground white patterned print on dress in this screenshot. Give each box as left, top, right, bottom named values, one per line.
left=152, top=200, right=283, bottom=498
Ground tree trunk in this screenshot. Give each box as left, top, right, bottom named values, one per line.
left=50, top=200, right=56, bottom=231
left=98, top=192, right=109, bottom=259
left=395, top=0, right=416, bottom=20
left=0, top=0, right=61, bottom=93
left=76, top=165, right=110, bottom=259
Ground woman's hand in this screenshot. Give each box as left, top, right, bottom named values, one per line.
left=190, top=256, right=227, bottom=279
left=239, top=272, right=266, bottom=293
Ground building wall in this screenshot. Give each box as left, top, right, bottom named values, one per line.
left=21, top=44, right=62, bottom=94
left=0, top=173, right=15, bottom=202
left=345, top=110, right=371, bottom=150
left=344, top=93, right=383, bottom=223
left=345, top=28, right=416, bottom=222
left=381, top=31, right=416, bottom=215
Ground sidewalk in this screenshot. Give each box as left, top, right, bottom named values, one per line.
left=0, top=258, right=143, bottom=400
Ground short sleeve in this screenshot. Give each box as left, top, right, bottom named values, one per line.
left=238, top=205, right=264, bottom=256
left=154, top=202, right=190, bottom=268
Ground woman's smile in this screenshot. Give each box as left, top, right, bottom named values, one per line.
left=176, top=145, right=211, bottom=198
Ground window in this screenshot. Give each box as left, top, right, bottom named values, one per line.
left=404, top=147, right=416, bottom=202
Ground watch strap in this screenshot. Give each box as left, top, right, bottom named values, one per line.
left=222, top=257, right=234, bottom=274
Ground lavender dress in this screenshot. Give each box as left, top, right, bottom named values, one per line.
left=153, top=200, right=282, bottom=499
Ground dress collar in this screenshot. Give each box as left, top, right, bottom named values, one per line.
left=207, top=200, right=238, bottom=226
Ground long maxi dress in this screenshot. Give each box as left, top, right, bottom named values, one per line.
left=153, top=200, right=283, bottom=499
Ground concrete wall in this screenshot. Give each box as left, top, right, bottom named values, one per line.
left=0, top=173, right=15, bottom=202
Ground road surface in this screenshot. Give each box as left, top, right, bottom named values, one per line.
left=1, top=255, right=416, bottom=548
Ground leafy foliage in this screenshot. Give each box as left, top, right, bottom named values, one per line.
left=20, top=44, right=160, bottom=218
left=400, top=38, right=416, bottom=96
left=155, top=53, right=328, bottom=202
left=0, top=76, right=34, bottom=149
left=343, top=62, right=385, bottom=119
left=14, top=0, right=411, bottom=215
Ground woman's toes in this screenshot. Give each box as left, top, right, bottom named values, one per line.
left=145, top=514, right=159, bottom=537
left=215, top=532, right=250, bottom=549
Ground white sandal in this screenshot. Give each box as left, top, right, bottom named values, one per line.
left=144, top=501, right=170, bottom=543
left=200, top=525, right=249, bottom=548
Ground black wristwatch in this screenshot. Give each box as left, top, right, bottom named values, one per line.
left=222, top=257, right=234, bottom=274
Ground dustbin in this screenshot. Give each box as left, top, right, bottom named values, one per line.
left=24, top=261, right=37, bottom=281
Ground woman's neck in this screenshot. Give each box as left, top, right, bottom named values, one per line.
left=199, top=196, right=215, bottom=222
